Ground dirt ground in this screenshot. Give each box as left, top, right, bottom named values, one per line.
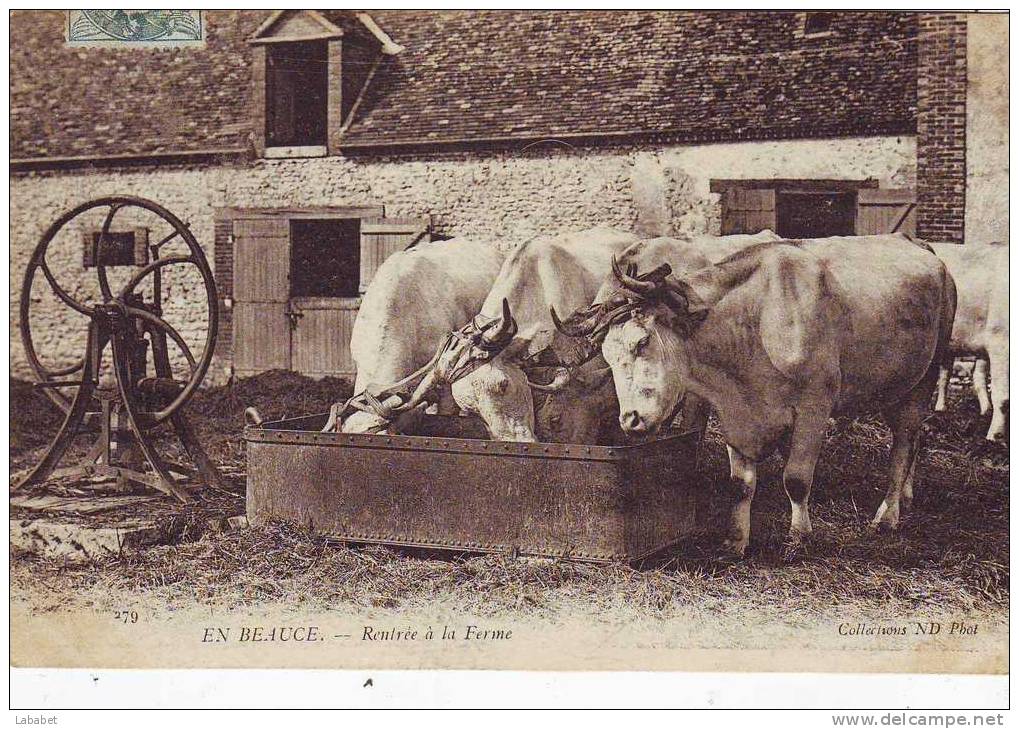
left=9, top=372, right=1009, bottom=637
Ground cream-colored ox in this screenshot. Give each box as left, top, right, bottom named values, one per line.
left=930, top=242, right=1009, bottom=441
left=557, top=235, right=956, bottom=557
left=326, top=236, right=504, bottom=434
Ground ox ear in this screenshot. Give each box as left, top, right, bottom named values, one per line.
left=662, top=277, right=710, bottom=337
left=667, top=277, right=709, bottom=314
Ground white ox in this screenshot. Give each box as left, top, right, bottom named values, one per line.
left=335, top=236, right=504, bottom=434
left=424, top=228, right=782, bottom=443
left=558, top=235, right=956, bottom=556
left=442, top=227, right=641, bottom=442
left=930, top=242, right=1009, bottom=441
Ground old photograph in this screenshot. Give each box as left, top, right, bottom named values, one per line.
left=8, top=8, right=1009, bottom=693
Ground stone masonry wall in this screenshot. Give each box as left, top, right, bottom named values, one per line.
left=10, top=135, right=916, bottom=383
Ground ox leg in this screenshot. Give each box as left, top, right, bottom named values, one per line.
left=872, top=403, right=925, bottom=532
left=986, top=347, right=1009, bottom=441
left=900, top=456, right=917, bottom=515
left=934, top=365, right=949, bottom=412
left=723, top=446, right=757, bottom=557
left=972, top=358, right=991, bottom=415
left=782, top=409, right=830, bottom=549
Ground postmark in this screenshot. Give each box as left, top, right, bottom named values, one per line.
left=66, top=10, right=203, bottom=47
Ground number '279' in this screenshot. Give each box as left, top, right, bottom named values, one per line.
left=114, top=610, right=139, bottom=624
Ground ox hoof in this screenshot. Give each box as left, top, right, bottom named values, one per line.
left=869, top=500, right=900, bottom=534
left=869, top=518, right=899, bottom=534
left=720, top=538, right=749, bottom=560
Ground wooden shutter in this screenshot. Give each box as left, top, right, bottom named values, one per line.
left=720, top=188, right=776, bottom=235
left=232, top=217, right=291, bottom=374
left=358, top=217, right=431, bottom=293
left=856, top=189, right=917, bottom=236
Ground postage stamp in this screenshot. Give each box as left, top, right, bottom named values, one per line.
left=66, top=10, right=204, bottom=47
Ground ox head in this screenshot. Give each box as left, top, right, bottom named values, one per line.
left=357, top=298, right=525, bottom=438
left=325, top=303, right=517, bottom=435
left=433, top=297, right=554, bottom=442
left=436, top=298, right=519, bottom=379
left=554, top=256, right=709, bottom=436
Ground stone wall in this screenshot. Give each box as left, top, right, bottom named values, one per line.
left=10, top=134, right=916, bottom=383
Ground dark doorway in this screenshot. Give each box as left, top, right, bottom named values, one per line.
left=290, top=219, right=361, bottom=298
left=776, top=191, right=857, bottom=238
left=266, top=41, right=328, bottom=147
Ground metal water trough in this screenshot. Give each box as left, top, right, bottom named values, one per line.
left=245, top=413, right=701, bottom=563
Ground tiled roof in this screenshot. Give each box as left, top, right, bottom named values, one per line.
left=10, top=10, right=261, bottom=160
left=10, top=10, right=918, bottom=160
left=342, top=10, right=919, bottom=148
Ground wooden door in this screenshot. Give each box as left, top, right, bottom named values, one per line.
left=289, top=217, right=431, bottom=376
left=358, top=217, right=431, bottom=293
left=720, top=188, right=776, bottom=235
left=855, top=189, right=917, bottom=236
left=289, top=297, right=359, bottom=376
left=232, top=218, right=291, bottom=375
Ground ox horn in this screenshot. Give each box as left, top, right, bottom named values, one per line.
left=479, top=298, right=517, bottom=350
left=550, top=304, right=599, bottom=338
left=611, top=256, right=673, bottom=295
left=526, top=366, right=573, bottom=393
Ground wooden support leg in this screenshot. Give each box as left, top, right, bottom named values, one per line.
left=172, top=411, right=226, bottom=491
left=111, top=333, right=192, bottom=504
left=14, top=357, right=96, bottom=492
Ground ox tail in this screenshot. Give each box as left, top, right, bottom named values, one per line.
left=933, top=261, right=959, bottom=402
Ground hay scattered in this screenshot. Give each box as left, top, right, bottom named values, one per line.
left=9, top=374, right=1009, bottom=619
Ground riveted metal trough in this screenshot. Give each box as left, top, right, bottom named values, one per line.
left=245, top=413, right=701, bottom=563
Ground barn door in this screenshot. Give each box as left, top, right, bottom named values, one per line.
left=232, top=218, right=291, bottom=375
left=720, top=188, right=776, bottom=235
left=290, top=297, right=359, bottom=376
left=358, top=217, right=431, bottom=293
left=288, top=217, right=430, bottom=377
left=855, top=189, right=917, bottom=236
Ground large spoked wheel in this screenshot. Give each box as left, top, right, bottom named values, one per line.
left=20, top=196, right=218, bottom=426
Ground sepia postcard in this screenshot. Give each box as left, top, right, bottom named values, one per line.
left=8, top=8, right=1009, bottom=698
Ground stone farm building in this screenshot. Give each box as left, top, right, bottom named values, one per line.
left=10, top=10, right=1008, bottom=384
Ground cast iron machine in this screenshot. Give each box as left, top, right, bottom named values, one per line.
left=16, top=196, right=222, bottom=502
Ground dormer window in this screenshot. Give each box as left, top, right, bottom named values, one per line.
left=266, top=41, right=328, bottom=149
left=802, top=12, right=836, bottom=37
left=249, top=10, right=403, bottom=159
